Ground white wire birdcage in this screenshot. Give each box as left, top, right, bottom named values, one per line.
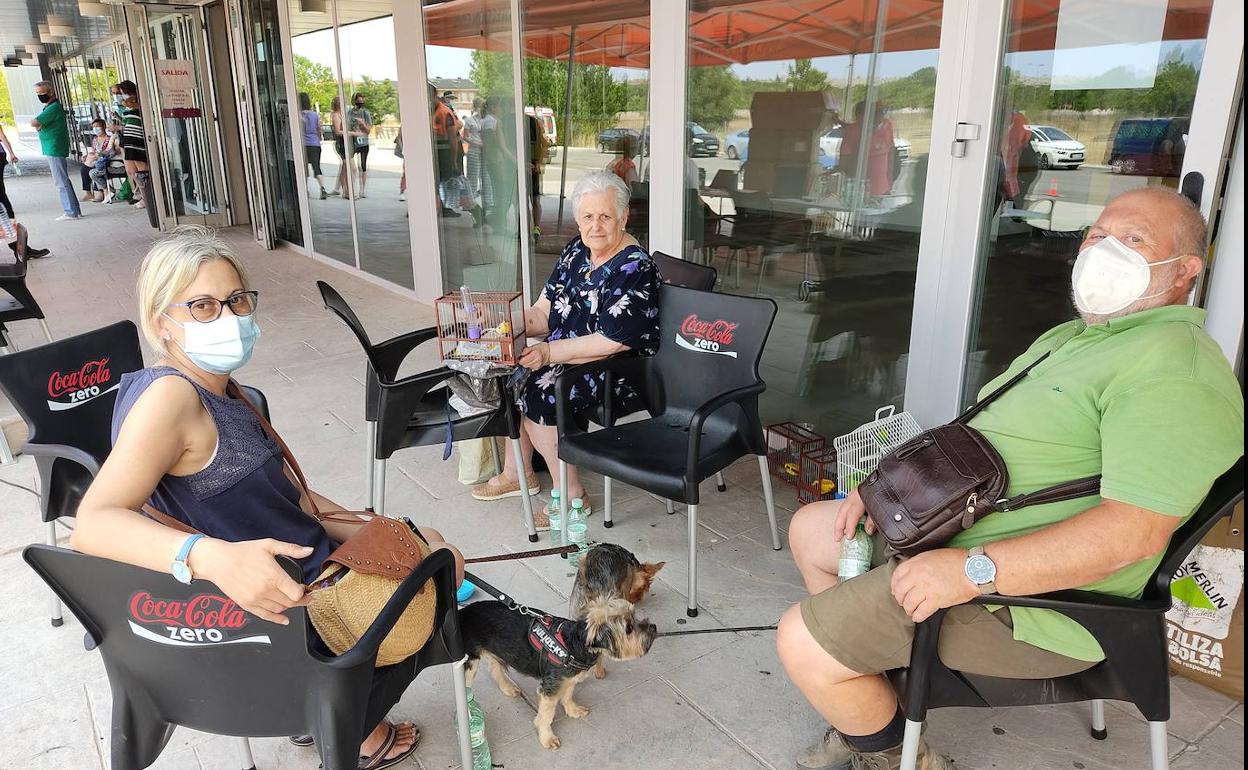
left=833, top=405, right=923, bottom=495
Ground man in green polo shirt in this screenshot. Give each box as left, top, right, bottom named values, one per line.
left=30, top=81, right=83, bottom=220
left=778, top=186, right=1244, bottom=770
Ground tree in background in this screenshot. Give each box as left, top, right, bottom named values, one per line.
left=0, top=70, right=13, bottom=125
left=784, top=59, right=830, bottom=92
left=294, top=54, right=339, bottom=115
left=688, top=65, right=738, bottom=130
left=354, top=76, right=399, bottom=123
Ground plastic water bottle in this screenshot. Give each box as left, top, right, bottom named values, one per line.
left=464, top=687, right=491, bottom=770
left=838, top=520, right=873, bottom=580
left=567, top=498, right=588, bottom=566
left=460, top=284, right=482, bottom=340
left=548, top=489, right=563, bottom=547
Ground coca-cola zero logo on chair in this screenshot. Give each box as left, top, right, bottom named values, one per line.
left=676, top=314, right=739, bottom=358
left=127, top=590, right=272, bottom=647
left=46, top=357, right=116, bottom=412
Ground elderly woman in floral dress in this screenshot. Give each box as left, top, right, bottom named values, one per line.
left=471, top=171, right=660, bottom=527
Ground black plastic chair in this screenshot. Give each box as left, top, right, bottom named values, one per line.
left=555, top=284, right=781, bottom=616
left=887, top=457, right=1245, bottom=770
left=317, top=281, right=539, bottom=540
left=0, top=235, right=55, bottom=351
left=0, top=320, right=144, bottom=626
left=24, top=544, right=474, bottom=770
left=587, top=250, right=725, bottom=527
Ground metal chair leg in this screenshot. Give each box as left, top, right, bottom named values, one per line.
left=513, top=439, right=537, bottom=542
left=373, top=458, right=388, bottom=518
left=491, top=437, right=504, bottom=478
left=899, top=719, right=924, bottom=770
left=686, top=503, right=699, bottom=617
left=236, top=737, right=256, bottom=770
left=39, top=319, right=54, bottom=344
left=365, top=422, right=376, bottom=511
left=758, top=455, right=781, bottom=550
left=559, top=460, right=569, bottom=555
left=1090, top=699, right=1107, bottom=740
left=452, top=657, right=474, bottom=770
left=48, top=521, right=63, bottom=627
left=715, top=471, right=727, bottom=492
left=1149, top=722, right=1169, bottom=770
left=666, top=499, right=675, bottom=515
left=603, top=476, right=614, bottom=528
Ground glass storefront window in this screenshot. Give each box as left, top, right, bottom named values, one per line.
left=684, top=0, right=942, bottom=440
left=291, top=4, right=358, bottom=267
left=521, top=4, right=651, bottom=296
left=421, top=0, right=523, bottom=294
left=961, top=0, right=1216, bottom=405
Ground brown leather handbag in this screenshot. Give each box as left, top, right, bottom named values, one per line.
left=858, top=353, right=1101, bottom=556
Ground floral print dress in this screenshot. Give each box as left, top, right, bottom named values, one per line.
left=521, top=236, right=661, bottom=426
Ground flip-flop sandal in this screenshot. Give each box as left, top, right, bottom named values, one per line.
left=359, top=721, right=420, bottom=770
left=289, top=734, right=314, bottom=747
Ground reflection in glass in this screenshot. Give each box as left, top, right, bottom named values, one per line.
left=290, top=5, right=356, bottom=267
left=686, top=0, right=941, bottom=440
left=519, top=6, right=651, bottom=294
left=422, top=0, right=522, bottom=293
left=248, top=0, right=303, bottom=245
left=339, top=14, right=414, bottom=289
left=962, top=0, right=1214, bottom=405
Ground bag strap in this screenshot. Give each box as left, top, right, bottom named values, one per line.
left=955, top=352, right=1051, bottom=425
left=996, top=475, right=1102, bottom=512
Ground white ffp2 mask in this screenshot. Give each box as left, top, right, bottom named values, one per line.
left=1071, top=236, right=1182, bottom=315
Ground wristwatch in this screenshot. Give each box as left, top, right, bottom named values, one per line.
left=963, top=546, right=998, bottom=595
left=171, top=534, right=205, bottom=585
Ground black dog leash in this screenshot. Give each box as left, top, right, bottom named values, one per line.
left=655, top=624, right=778, bottom=638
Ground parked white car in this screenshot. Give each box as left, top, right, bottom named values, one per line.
left=818, top=125, right=912, bottom=167
left=1026, top=124, right=1085, bottom=170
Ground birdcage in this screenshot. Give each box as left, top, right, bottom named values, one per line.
left=797, top=446, right=839, bottom=503
left=765, top=422, right=825, bottom=484
left=434, top=290, right=526, bottom=365
left=832, top=406, right=922, bottom=495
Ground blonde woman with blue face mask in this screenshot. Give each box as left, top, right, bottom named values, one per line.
left=74, top=226, right=461, bottom=768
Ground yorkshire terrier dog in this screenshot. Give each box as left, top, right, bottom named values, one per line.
left=570, top=543, right=664, bottom=679
left=461, top=598, right=657, bottom=750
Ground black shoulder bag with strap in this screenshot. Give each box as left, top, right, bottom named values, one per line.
left=859, top=352, right=1102, bottom=556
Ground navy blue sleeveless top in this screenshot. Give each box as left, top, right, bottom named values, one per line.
left=111, top=367, right=334, bottom=583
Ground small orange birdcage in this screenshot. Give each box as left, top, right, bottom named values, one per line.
left=765, top=422, right=825, bottom=485
left=798, top=446, right=839, bottom=503
left=434, top=290, right=526, bottom=365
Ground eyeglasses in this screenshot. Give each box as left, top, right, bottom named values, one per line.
left=168, top=290, right=260, bottom=323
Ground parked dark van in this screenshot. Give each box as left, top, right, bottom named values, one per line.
left=1108, top=117, right=1188, bottom=177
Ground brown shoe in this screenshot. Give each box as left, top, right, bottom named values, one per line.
left=847, top=737, right=952, bottom=770
left=471, top=473, right=540, bottom=501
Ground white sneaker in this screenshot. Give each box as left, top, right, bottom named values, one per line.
left=55, top=213, right=85, bottom=221
left=399, top=193, right=406, bottom=201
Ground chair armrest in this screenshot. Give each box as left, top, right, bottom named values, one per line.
left=370, top=326, right=438, bottom=381
left=381, top=365, right=456, bottom=396
left=967, top=589, right=1162, bottom=615
left=328, top=548, right=458, bottom=670
left=685, top=382, right=766, bottom=472
left=554, top=354, right=652, bottom=439
left=21, top=443, right=102, bottom=476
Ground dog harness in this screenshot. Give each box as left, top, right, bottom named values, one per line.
left=527, top=615, right=596, bottom=672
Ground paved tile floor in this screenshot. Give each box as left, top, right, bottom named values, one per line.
left=1, top=173, right=1242, bottom=770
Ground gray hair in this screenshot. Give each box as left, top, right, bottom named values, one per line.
left=34, top=80, right=53, bottom=91
left=571, top=171, right=630, bottom=219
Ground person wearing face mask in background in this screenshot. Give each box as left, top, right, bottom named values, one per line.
left=72, top=226, right=462, bottom=770
left=30, top=81, right=83, bottom=220
left=347, top=92, right=373, bottom=199
left=79, top=118, right=120, bottom=203
left=779, top=186, right=1243, bottom=770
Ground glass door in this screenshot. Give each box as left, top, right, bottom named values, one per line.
left=959, top=0, right=1238, bottom=405
left=131, top=5, right=229, bottom=227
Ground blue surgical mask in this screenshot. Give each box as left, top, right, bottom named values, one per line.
left=95, top=127, right=105, bottom=136
left=164, top=313, right=261, bottom=374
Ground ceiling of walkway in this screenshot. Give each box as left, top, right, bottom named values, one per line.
left=1, top=0, right=122, bottom=65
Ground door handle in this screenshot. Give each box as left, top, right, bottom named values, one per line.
left=951, top=121, right=982, bottom=158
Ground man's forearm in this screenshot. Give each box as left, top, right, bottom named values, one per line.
left=985, top=500, right=1178, bottom=596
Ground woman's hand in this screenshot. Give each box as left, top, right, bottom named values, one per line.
left=831, top=488, right=875, bottom=541
left=518, top=341, right=551, bottom=369
left=188, top=538, right=313, bottom=625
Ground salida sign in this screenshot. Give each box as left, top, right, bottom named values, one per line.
left=46, top=357, right=117, bottom=411
left=128, top=591, right=271, bottom=647
left=155, top=59, right=201, bottom=119
left=675, top=314, right=739, bottom=358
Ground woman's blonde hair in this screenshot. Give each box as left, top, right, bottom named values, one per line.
left=137, top=225, right=249, bottom=351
